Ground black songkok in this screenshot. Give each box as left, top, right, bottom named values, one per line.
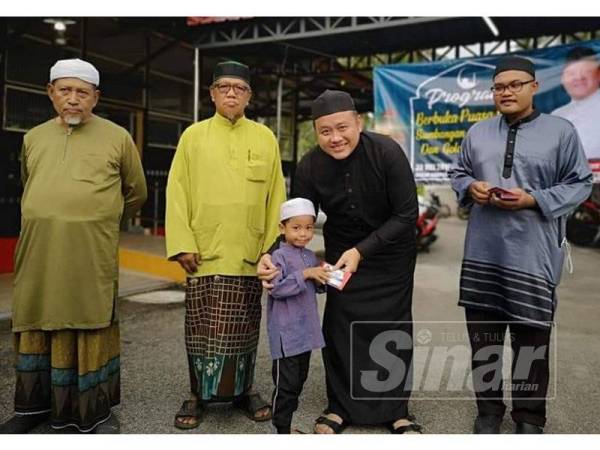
left=311, top=90, right=356, bottom=120
left=213, top=61, right=250, bottom=84
left=493, top=56, right=536, bottom=79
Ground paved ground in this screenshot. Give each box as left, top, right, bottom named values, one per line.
left=1, top=217, right=599, bottom=433
left=0, top=268, right=177, bottom=328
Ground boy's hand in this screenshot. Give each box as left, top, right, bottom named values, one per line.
left=303, top=266, right=330, bottom=285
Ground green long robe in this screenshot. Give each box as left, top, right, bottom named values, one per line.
left=165, top=113, right=286, bottom=276
left=12, top=115, right=147, bottom=332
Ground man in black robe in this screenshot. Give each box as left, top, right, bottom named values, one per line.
left=258, top=90, right=420, bottom=434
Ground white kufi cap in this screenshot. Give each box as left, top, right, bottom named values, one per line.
left=280, top=198, right=316, bottom=222
left=50, top=58, right=100, bottom=86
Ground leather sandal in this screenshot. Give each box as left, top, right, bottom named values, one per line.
left=386, top=414, right=423, bottom=434
left=174, top=400, right=204, bottom=430
left=233, top=392, right=272, bottom=422
left=314, top=411, right=347, bottom=434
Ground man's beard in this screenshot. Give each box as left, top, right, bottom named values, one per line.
left=64, top=115, right=82, bottom=125
left=223, top=111, right=243, bottom=123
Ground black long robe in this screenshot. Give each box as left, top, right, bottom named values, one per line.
left=293, top=131, right=418, bottom=424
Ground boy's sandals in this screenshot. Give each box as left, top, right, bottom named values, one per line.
left=174, top=400, right=204, bottom=430
left=233, top=392, right=272, bottom=422
left=314, top=412, right=347, bottom=434
left=386, top=415, right=422, bottom=434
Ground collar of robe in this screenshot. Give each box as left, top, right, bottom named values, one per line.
left=214, top=111, right=247, bottom=128
left=56, top=114, right=97, bottom=133
left=279, top=241, right=308, bottom=253
left=501, top=109, right=541, bottom=179
left=503, top=108, right=540, bottom=128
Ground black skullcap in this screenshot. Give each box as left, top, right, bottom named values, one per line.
left=493, top=56, right=536, bottom=79
left=213, top=61, right=250, bottom=84
left=566, top=46, right=598, bottom=63
left=311, top=89, right=356, bottom=120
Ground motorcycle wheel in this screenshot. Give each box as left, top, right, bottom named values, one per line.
left=457, top=207, right=470, bottom=220
left=566, top=206, right=600, bottom=246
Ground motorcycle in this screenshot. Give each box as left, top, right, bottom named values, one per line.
left=429, top=192, right=452, bottom=219
left=566, top=160, right=600, bottom=247
left=416, top=194, right=440, bottom=252
left=566, top=187, right=600, bottom=247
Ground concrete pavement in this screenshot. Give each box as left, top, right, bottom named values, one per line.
left=1, top=218, right=599, bottom=433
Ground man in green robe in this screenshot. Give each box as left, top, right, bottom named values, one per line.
left=166, top=61, right=286, bottom=429
left=0, top=58, right=147, bottom=434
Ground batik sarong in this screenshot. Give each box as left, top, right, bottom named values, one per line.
left=184, top=275, right=262, bottom=401
left=13, top=322, right=120, bottom=432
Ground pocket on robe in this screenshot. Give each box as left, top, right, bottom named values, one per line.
left=245, top=161, right=268, bottom=181
left=245, top=161, right=269, bottom=206
left=71, top=156, right=108, bottom=183
left=243, top=226, right=265, bottom=265
left=193, top=224, right=222, bottom=261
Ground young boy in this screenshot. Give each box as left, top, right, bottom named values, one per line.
left=267, top=198, right=329, bottom=434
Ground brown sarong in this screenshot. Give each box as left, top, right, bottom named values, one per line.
left=184, top=275, right=262, bottom=401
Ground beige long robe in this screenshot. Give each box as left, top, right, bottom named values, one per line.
left=12, top=115, right=147, bottom=331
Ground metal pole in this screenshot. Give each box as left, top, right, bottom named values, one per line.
left=290, top=80, right=299, bottom=196
left=80, top=18, right=87, bottom=59
left=194, top=47, right=199, bottom=122
left=153, top=180, right=159, bottom=236
left=276, top=77, right=283, bottom=141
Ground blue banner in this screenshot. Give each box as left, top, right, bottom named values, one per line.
left=374, top=40, right=600, bottom=182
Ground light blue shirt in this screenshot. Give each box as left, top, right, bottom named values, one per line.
left=449, top=112, right=593, bottom=326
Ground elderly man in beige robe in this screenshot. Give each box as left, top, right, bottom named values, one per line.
left=0, top=58, right=146, bottom=434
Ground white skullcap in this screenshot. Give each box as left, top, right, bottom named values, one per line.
left=280, top=198, right=316, bottom=222
left=50, top=58, right=100, bottom=86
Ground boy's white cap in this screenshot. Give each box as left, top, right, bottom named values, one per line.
left=280, top=198, right=316, bottom=221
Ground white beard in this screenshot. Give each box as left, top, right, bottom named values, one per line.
left=64, top=115, right=82, bottom=125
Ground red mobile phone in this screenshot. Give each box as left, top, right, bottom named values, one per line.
left=489, top=187, right=519, bottom=201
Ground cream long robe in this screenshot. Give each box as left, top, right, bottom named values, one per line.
left=165, top=113, right=286, bottom=276
left=12, top=115, right=147, bottom=332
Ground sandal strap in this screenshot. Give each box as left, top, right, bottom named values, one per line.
left=391, top=423, right=423, bottom=434
left=175, top=400, right=201, bottom=418
left=315, top=415, right=345, bottom=434
left=388, top=416, right=423, bottom=434
left=236, top=392, right=271, bottom=414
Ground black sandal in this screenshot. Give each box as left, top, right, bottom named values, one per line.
left=386, top=414, right=423, bottom=434
left=314, top=411, right=347, bottom=434
left=174, top=400, right=204, bottom=430
left=233, top=392, right=272, bottom=422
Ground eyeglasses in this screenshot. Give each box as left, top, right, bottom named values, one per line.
left=213, top=83, right=250, bottom=95
left=490, top=79, right=536, bottom=94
